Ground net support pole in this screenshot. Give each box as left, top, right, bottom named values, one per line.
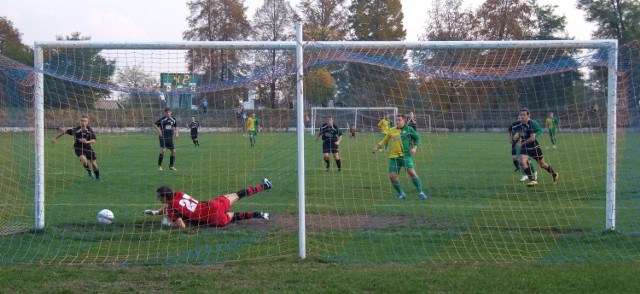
left=606, top=41, right=618, bottom=231
left=295, top=21, right=306, bottom=259
left=34, top=44, right=45, bottom=230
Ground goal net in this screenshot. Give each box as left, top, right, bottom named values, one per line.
left=0, top=37, right=638, bottom=264
left=310, top=107, right=400, bottom=135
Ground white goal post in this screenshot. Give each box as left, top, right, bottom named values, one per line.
left=30, top=22, right=619, bottom=263
left=310, top=107, right=398, bottom=135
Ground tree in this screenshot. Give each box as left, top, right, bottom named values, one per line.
left=252, top=0, right=298, bottom=108
left=183, top=0, right=252, bottom=109
left=420, top=0, right=476, bottom=41
left=474, top=0, right=535, bottom=41
left=0, top=16, right=32, bottom=66
left=349, top=0, right=406, bottom=41
left=115, top=66, right=162, bottom=108
left=298, top=0, right=349, bottom=41
left=530, top=3, right=569, bottom=40
left=0, top=16, right=34, bottom=107
left=304, top=66, right=336, bottom=106
left=44, top=32, right=115, bottom=109
left=577, top=0, right=640, bottom=44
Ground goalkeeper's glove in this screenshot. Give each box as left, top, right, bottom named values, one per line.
left=161, top=217, right=172, bottom=227
left=144, top=209, right=159, bottom=215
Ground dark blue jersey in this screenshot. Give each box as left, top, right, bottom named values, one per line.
left=188, top=121, right=200, bottom=135
left=319, top=123, right=342, bottom=143
left=66, top=126, right=96, bottom=150
left=155, top=116, right=177, bottom=138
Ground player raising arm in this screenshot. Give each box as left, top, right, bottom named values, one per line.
left=144, top=178, right=273, bottom=229
left=373, top=114, right=427, bottom=200
left=51, top=115, right=101, bottom=181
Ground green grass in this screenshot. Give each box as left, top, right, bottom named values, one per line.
left=1, top=131, right=640, bottom=265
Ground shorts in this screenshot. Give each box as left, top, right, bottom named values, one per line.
left=549, top=128, right=558, bottom=136
left=249, top=130, right=257, bottom=136
left=521, top=146, right=544, bottom=161
left=159, top=137, right=175, bottom=150
left=511, top=141, right=521, bottom=156
left=388, top=156, right=415, bottom=173
left=74, top=148, right=96, bottom=161
left=322, top=141, right=339, bottom=153
left=206, top=196, right=232, bottom=227
left=190, top=134, right=198, bottom=140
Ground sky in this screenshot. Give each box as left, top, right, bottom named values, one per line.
left=5, top=0, right=596, bottom=46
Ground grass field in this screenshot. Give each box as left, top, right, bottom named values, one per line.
left=2, top=130, right=640, bottom=265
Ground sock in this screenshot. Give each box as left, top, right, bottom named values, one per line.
left=411, top=177, right=423, bottom=193
left=170, top=155, right=175, bottom=167
left=195, top=139, right=199, bottom=146
left=94, top=169, right=100, bottom=179
left=524, top=167, right=534, bottom=180
left=336, top=159, right=342, bottom=170
left=324, top=159, right=330, bottom=170
left=158, top=154, right=164, bottom=166
left=236, top=184, right=266, bottom=199
left=84, top=164, right=92, bottom=177
left=232, top=212, right=263, bottom=222
left=391, top=181, right=404, bottom=194
left=545, top=165, right=556, bottom=175
left=513, top=160, right=520, bottom=170
left=529, top=159, right=536, bottom=174
left=193, top=139, right=197, bottom=146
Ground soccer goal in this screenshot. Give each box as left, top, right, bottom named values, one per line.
left=1, top=22, right=638, bottom=265
left=310, top=107, right=398, bottom=135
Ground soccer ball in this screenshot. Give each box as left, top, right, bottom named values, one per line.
left=97, top=209, right=114, bottom=225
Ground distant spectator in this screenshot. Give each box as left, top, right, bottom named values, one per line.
left=202, top=100, right=208, bottom=114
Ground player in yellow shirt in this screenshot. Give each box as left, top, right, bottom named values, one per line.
left=247, top=113, right=257, bottom=147
left=377, top=113, right=390, bottom=138
left=372, top=114, right=427, bottom=200
left=545, top=112, right=559, bottom=148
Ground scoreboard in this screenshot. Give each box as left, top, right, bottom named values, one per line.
left=160, top=73, right=199, bottom=109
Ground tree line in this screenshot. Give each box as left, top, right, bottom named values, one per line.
left=0, top=0, right=638, bottom=110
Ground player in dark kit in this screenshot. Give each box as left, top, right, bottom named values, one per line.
left=51, top=115, right=101, bottom=181
left=187, top=116, right=200, bottom=146
left=508, top=119, right=536, bottom=182
left=516, top=108, right=559, bottom=186
left=315, top=116, right=343, bottom=172
left=144, top=178, right=273, bottom=229
left=154, top=107, right=179, bottom=171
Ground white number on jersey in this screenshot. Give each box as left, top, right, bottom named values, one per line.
left=178, top=194, right=199, bottom=212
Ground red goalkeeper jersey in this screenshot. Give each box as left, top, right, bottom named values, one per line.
left=167, top=192, right=232, bottom=227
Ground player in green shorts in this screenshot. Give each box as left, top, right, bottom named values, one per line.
left=372, top=114, right=427, bottom=200
left=247, top=112, right=258, bottom=147
left=545, top=111, right=559, bottom=148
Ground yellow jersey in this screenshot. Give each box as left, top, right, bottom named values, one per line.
left=247, top=117, right=255, bottom=131
left=378, top=119, right=390, bottom=134
left=377, top=126, right=420, bottom=159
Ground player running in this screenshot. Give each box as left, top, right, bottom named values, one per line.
left=188, top=116, right=200, bottom=147
left=509, top=119, right=537, bottom=182
left=51, top=115, right=102, bottom=181
left=144, top=178, right=273, bottom=229
left=372, top=114, right=427, bottom=200
left=516, top=108, right=559, bottom=186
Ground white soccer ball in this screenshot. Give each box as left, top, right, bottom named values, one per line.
left=97, top=209, right=114, bottom=225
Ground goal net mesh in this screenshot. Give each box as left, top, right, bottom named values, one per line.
left=0, top=39, right=638, bottom=264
